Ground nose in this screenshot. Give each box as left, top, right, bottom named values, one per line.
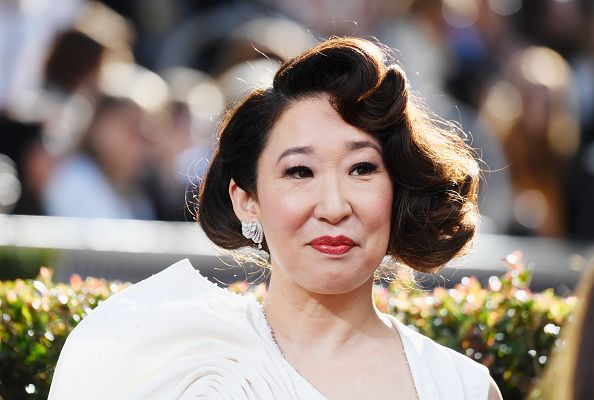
left=313, top=176, right=353, bottom=224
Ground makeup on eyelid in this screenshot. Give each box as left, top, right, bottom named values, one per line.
left=281, top=162, right=380, bottom=179
left=255, top=96, right=393, bottom=295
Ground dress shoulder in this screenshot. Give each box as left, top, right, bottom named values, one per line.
left=387, top=314, right=491, bottom=400
left=48, top=259, right=323, bottom=400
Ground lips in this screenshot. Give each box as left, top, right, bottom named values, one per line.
left=309, top=235, right=355, bottom=255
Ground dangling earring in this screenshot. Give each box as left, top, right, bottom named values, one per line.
left=241, top=220, right=263, bottom=249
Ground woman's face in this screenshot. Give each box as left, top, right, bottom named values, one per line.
left=255, top=96, right=393, bottom=294
left=91, top=103, right=146, bottom=188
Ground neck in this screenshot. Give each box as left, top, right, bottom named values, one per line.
left=262, top=265, right=387, bottom=352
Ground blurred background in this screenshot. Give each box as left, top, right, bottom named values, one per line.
left=0, top=0, right=593, bottom=287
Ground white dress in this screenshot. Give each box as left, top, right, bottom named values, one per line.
left=49, top=259, right=490, bottom=400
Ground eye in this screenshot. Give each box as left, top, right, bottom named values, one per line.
left=350, top=162, right=378, bottom=176
left=284, top=165, right=313, bottom=179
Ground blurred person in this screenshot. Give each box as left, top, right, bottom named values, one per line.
left=514, top=0, right=593, bottom=244
left=144, top=68, right=221, bottom=221
left=2, top=0, right=133, bottom=116
left=0, top=0, right=83, bottom=110
left=379, top=0, right=513, bottom=233
left=35, top=29, right=107, bottom=158
left=115, top=0, right=263, bottom=71
left=530, top=260, right=594, bottom=399
left=260, top=0, right=383, bottom=37
left=566, top=5, right=594, bottom=240
left=7, top=1, right=136, bottom=162
left=1, top=24, right=107, bottom=217
left=143, top=99, right=197, bottom=221
left=480, top=46, right=580, bottom=237
left=0, top=116, right=54, bottom=215
left=43, top=29, right=105, bottom=99
left=378, top=0, right=450, bottom=102
left=518, top=0, right=586, bottom=60
left=42, top=95, right=155, bottom=219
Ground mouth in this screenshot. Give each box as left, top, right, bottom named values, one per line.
left=309, top=235, right=356, bottom=255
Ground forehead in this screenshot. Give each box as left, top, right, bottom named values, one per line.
left=264, top=96, right=380, bottom=157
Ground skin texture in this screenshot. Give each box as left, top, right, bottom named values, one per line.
left=229, top=96, right=502, bottom=399
left=256, top=96, right=393, bottom=296
left=489, top=376, right=503, bottom=400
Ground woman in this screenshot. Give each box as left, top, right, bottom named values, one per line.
left=49, top=38, right=502, bottom=399
left=43, top=95, right=155, bottom=219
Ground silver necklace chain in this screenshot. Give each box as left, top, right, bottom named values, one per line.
left=260, top=308, right=420, bottom=399
left=261, top=308, right=295, bottom=367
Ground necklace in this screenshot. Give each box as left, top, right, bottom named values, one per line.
left=260, top=307, right=420, bottom=400
left=261, top=307, right=324, bottom=397
left=261, top=308, right=293, bottom=366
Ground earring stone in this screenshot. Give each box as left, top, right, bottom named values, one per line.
left=241, top=220, right=263, bottom=249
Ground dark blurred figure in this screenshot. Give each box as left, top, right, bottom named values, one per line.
left=0, top=0, right=83, bottom=110
left=566, top=4, right=594, bottom=241
left=42, top=95, right=155, bottom=219
left=44, top=30, right=105, bottom=98
left=519, top=0, right=587, bottom=60
left=38, top=29, right=108, bottom=159
left=0, top=116, right=53, bottom=215
left=482, top=46, right=579, bottom=237
left=0, top=29, right=107, bottom=217
left=143, top=67, right=222, bottom=221
left=144, top=99, right=199, bottom=221
left=380, top=0, right=513, bottom=233
left=532, top=260, right=594, bottom=399
left=97, top=0, right=229, bottom=69
left=510, top=0, right=594, bottom=240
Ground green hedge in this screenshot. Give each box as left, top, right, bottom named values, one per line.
left=0, top=247, right=57, bottom=280
left=1, top=253, right=575, bottom=400
left=0, top=268, right=128, bottom=399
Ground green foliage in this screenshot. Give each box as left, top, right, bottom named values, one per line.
left=377, top=252, right=576, bottom=399
left=0, top=247, right=57, bottom=280
left=0, top=267, right=128, bottom=400
left=1, top=253, right=576, bottom=400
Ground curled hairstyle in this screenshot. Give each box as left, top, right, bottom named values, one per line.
left=198, top=37, right=479, bottom=274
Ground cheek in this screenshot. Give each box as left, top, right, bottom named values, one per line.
left=357, top=181, right=393, bottom=249
left=369, top=192, right=392, bottom=229
left=257, top=187, right=311, bottom=244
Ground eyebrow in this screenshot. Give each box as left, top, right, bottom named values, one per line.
left=276, top=140, right=381, bottom=164
left=276, top=146, right=314, bottom=164
left=346, top=140, right=381, bottom=154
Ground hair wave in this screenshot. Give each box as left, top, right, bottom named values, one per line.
left=198, top=37, right=480, bottom=274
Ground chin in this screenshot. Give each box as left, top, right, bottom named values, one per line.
left=301, top=270, right=373, bottom=295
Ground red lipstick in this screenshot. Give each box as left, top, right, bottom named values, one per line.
left=310, top=235, right=355, bottom=255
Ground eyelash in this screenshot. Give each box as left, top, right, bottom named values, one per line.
left=284, top=162, right=379, bottom=179
left=351, top=162, right=378, bottom=176
left=284, top=166, right=313, bottom=179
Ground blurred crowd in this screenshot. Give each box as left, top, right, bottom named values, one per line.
left=0, top=0, right=593, bottom=241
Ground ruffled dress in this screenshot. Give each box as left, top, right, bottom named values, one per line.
left=49, top=259, right=490, bottom=399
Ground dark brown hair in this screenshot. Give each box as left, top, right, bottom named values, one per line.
left=44, top=30, right=104, bottom=93
left=198, top=37, right=479, bottom=273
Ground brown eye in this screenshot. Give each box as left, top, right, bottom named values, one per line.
left=350, top=162, right=378, bottom=176
left=285, top=166, right=313, bottom=179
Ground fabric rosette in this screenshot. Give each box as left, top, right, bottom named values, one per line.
left=49, top=260, right=325, bottom=400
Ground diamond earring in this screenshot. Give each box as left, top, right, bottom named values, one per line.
left=241, top=220, right=263, bottom=249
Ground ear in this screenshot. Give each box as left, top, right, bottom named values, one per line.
left=229, top=179, right=260, bottom=222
